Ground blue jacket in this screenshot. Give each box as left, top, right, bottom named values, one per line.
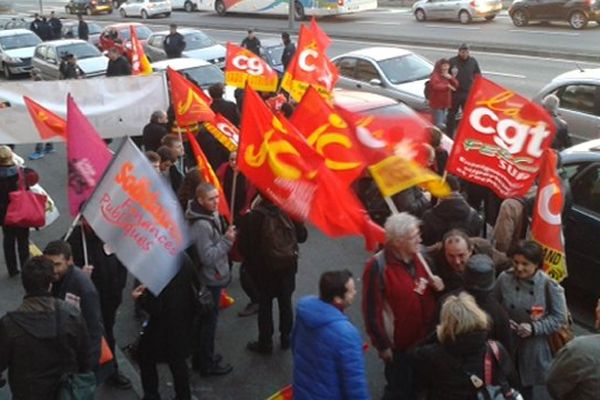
left=292, top=296, right=369, bottom=400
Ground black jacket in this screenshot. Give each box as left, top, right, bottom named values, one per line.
left=106, top=56, right=132, bottom=77
left=78, top=20, right=89, bottom=41
left=449, top=55, right=481, bottom=98
left=468, top=289, right=514, bottom=358
left=241, top=36, right=261, bottom=55
left=551, top=115, right=572, bottom=151
left=196, top=126, right=229, bottom=171
left=142, top=122, right=169, bottom=152
left=211, top=98, right=240, bottom=127
left=29, top=19, right=42, bottom=38
left=49, top=17, right=62, bottom=40
left=163, top=32, right=186, bottom=58
left=281, top=42, right=296, bottom=69
left=59, top=62, right=83, bottom=80
left=51, top=266, right=104, bottom=368
left=0, top=296, right=90, bottom=400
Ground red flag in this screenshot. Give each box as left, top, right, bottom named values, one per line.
left=238, top=87, right=384, bottom=250
left=203, top=113, right=239, bottom=152
left=446, top=76, right=556, bottom=199
left=224, top=42, right=278, bottom=92
left=167, top=67, right=215, bottom=126
left=186, top=131, right=231, bottom=222
left=531, top=150, right=567, bottom=282
left=130, top=25, right=152, bottom=75
left=67, top=94, right=112, bottom=216
left=23, top=96, right=66, bottom=140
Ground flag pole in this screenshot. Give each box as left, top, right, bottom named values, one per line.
left=81, top=224, right=89, bottom=267
left=384, top=196, right=400, bottom=215
left=63, top=213, right=82, bottom=241
left=229, top=169, right=238, bottom=222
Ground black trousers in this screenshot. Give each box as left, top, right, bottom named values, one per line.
left=240, top=262, right=260, bottom=304
left=139, top=355, right=190, bottom=400
left=383, top=351, right=417, bottom=400
left=445, top=93, right=468, bottom=138
left=2, top=225, right=29, bottom=275
left=257, top=270, right=296, bottom=345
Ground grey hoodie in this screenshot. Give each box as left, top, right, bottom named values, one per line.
left=185, top=200, right=232, bottom=287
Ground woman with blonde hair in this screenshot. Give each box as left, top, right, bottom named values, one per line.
left=412, top=292, right=518, bottom=399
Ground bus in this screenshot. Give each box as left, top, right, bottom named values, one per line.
left=194, top=0, right=378, bottom=19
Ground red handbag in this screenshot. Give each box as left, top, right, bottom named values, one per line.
left=4, top=169, right=47, bottom=228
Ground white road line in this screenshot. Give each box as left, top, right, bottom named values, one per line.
left=353, top=20, right=401, bottom=25
left=424, top=24, right=481, bottom=30
left=483, top=71, right=526, bottom=79
left=508, top=29, right=579, bottom=36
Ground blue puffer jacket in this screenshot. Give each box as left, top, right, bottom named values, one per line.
left=292, top=296, right=370, bottom=400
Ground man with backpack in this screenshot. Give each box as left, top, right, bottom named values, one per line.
left=240, top=196, right=307, bottom=354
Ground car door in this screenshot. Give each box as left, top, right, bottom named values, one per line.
left=32, top=45, right=50, bottom=79
left=332, top=56, right=358, bottom=90
left=45, top=46, right=60, bottom=80
left=146, top=34, right=166, bottom=61
left=554, top=83, right=600, bottom=143
left=424, top=0, right=444, bottom=19
left=565, top=162, right=600, bottom=297
left=354, top=58, right=387, bottom=97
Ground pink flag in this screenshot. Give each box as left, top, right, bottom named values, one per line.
left=67, top=94, right=112, bottom=216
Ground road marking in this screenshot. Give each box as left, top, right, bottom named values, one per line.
left=509, top=29, right=579, bottom=36
left=483, top=70, right=526, bottom=79
left=424, top=24, right=481, bottom=30
left=353, top=20, right=401, bottom=25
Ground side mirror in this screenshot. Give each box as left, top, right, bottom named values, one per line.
left=369, top=78, right=382, bottom=86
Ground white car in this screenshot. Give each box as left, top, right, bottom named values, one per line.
left=0, top=29, right=41, bottom=79
left=144, top=28, right=226, bottom=67
left=331, top=47, right=433, bottom=112
left=119, top=0, right=172, bottom=19
left=170, top=0, right=201, bottom=12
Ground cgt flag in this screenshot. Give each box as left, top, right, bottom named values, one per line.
left=446, top=76, right=556, bottom=199
left=130, top=25, right=153, bottom=75
left=225, top=42, right=278, bottom=92
left=203, top=113, right=239, bottom=152
left=23, top=96, right=66, bottom=140
left=82, top=138, right=189, bottom=295
left=167, top=67, right=215, bottom=126
left=531, top=149, right=567, bottom=282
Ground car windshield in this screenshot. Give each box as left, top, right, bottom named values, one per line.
left=378, top=54, right=433, bottom=84
left=184, top=32, right=216, bottom=50
left=88, top=23, right=102, bottom=35
left=182, top=65, right=224, bottom=89
left=263, top=45, right=284, bottom=66
left=58, top=43, right=102, bottom=60
left=119, top=25, right=153, bottom=40
left=0, top=33, right=41, bottom=50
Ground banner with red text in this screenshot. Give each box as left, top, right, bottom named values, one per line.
left=224, top=42, right=278, bottom=92
left=82, top=138, right=189, bottom=295
left=446, top=76, right=556, bottom=199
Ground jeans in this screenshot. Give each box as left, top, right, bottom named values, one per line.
left=197, top=286, right=222, bottom=370
left=2, top=225, right=29, bottom=275
left=383, top=351, right=416, bottom=400
left=446, top=93, right=468, bottom=138
left=430, top=108, right=447, bottom=129
left=257, top=270, right=295, bottom=344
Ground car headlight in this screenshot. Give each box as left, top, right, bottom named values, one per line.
left=5, top=56, right=22, bottom=64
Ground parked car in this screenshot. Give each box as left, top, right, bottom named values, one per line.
left=259, top=38, right=285, bottom=75
left=0, top=16, right=31, bottom=31
left=508, top=0, right=600, bottom=29
left=560, top=139, right=600, bottom=298
left=119, top=0, right=172, bottom=19
left=170, top=0, right=201, bottom=12
left=0, top=29, right=41, bottom=79
left=32, top=39, right=108, bottom=80
left=65, top=0, right=114, bottom=15
left=412, top=0, right=502, bottom=24
left=534, top=67, right=600, bottom=144
left=331, top=47, right=433, bottom=112
left=98, top=22, right=152, bottom=58
left=62, top=20, right=103, bottom=47
left=144, top=28, right=225, bottom=67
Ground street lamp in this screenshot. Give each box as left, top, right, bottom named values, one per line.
left=38, top=0, right=44, bottom=14
left=288, top=0, right=294, bottom=30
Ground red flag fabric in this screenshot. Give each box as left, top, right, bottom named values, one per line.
left=203, top=113, right=239, bottom=152
left=224, top=42, right=278, bottom=92
left=238, top=87, right=384, bottom=250
left=167, top=67, right=215, bottom=126
left=531, top=150, right=567, bottom=282
left=67, top=94, right=112, bottom=216
left=186, top=131, right=232, bottom=222
left=446, top=76, right=556, bottom=199
left=130, top=25, right=152, bottom=75
left=23, top=96, right=66, bottom=140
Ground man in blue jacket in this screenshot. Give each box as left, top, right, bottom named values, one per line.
left=292, top=270, right=369, bottom=400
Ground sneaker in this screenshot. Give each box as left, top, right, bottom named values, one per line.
left=28, top=151, right=44, bottom=160
left=44, top=146, right=56, bottom=154
left=199, top=362, right=233, bottom=377
left=106, top=371, right=132, bottom=390
left=237, top=303, right=259, bottom=317
left=281, top=335, right=291, bottom=350
left=246, top=341, right=273, bottom=355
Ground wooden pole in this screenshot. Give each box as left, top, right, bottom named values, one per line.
left=229, top=170, right=238, bottom=222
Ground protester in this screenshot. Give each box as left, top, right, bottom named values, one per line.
left=428, top=58, right=458, bottom=130
left=547, top=298, right=600, bottom=399
left=362, top=212, right=444, bottom=399
left=209, top=83, right=240, bottom=127
left=241, top=28, right=261, bottom=55
left=430, top=126, right=448, bottom=175
left=241, top=196, right=307, bottom=354
left=142, top=111, right=169, bottom=152
left=48, top=11, right=62, bottom=40
left=177, top=167, right=204, bottom=210
left=132, top=254, right=196, bottom=400
left=281, top=32, right=295, bottom=70
left=412, top=292, right=517, bottom=400
left=0, top=146, right=37, bottom=278
left=28, top=70, right=57, bottom=161
left=292, top=270, right=369, bottom=400
left=78, top=14, right=89, bottom=41
left=157, top=145, right=183, bottom=194
left=446, top=43, right=481, bottom=137
left=44, top=241, right=104, bottom=371
left=493, top=240, right=568, bottom=400
left=163, top=24, right=186, bottom=59
left=29, top=13, right=42, bottom=38
left=186, top=183, right=235, bottom=376
left=59, top=54, right=84, bottom=80
left=541, top=94, right=572, bottom=151
left=0, top=256, right=91, bottom=400
left=491, top=197, right=531, bottom=253
left=145, top=150, right=161, bottom=173
left=106, top=47, right=132, bottom=77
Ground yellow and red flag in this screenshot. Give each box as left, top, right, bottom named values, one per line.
left=130, top=25, right=152, bottom=76
left=23, top=96, right=66, bottom=140
left=204, top=113, right=239, bottom=152
left=531, top=149, right=567, bottom=282
left=281, top=18, right=338, bottom=102
left=266, top=385, right=293, bottom=400
left=225, top=42, right=278, bottom=92
left=167, top=67, right=215, bottom=126
left=186, top=131, right=231, bottom=222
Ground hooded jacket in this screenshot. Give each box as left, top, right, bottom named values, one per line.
left=185, top=199, right=232, bottom=287
left=292, top=296, right=369, bottom=400
left=0, top=296, right=90, bottom=400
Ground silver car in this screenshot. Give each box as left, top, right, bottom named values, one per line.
left=144, top=28, right=226, bottom=67
left=535, top=67, right=600, bottom=144
left=412, top=0, right=502, bottom=24
left=0, top=29, right=41, bottom=79
left=119, top=0, right=172, bottom=19
left=32, top=39, right=108, bottom=80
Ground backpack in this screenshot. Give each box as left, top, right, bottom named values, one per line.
left=424, top=79, right=431, bottom=100
left=255, top=207, right=298, bottom=270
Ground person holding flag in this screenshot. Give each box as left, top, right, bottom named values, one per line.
left=106, top=47, right=132, bottom=77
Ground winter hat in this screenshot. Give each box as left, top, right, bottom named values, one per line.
left=0, top=145, right=14, bottom=166
left=464, top=254, right=495, bottom=292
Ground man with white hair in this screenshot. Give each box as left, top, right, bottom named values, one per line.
left=362, top=212, right=444, bottom=400
left=542, top=94, right=572, bottom=150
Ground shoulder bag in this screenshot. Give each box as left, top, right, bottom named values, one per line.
left=544, top=279, right=574, bottom=356
left=4, top=168, right=46, bottom=228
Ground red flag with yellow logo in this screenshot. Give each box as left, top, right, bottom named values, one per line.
left=130, top=25, right=152, bottom=76
left=238, top=87, right=384, bottom=250
left=225, top=42, right=278, bottom=92
left=186, top=131, right=231, bottom=222
left=281, top=18, right=338, bottom=102
left=23, top=96, right=66, bottom=140
left=167, top=67, right=215, bottom=126
left=290, top=86, right=365, bottom=186
left=204, top=113, right=239, bottom=152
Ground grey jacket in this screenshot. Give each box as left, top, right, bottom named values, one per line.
left=493, top=269, right=567, bottom=388
left=547, top=335, right=600, bottom=400
left=185, top=200, right=232, bottom=287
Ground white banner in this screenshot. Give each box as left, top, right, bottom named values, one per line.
left=0, top=74, right=169, bottom=144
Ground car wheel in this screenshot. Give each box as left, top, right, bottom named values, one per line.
left=184, top=1, right=195, bottom=12
left=414, top=8, right=426, bottom=22
left=120, top=8, right=127, bottom=17
left=141, top=9, right=149, bottom=19
left=294, top=1, right=306, bottom=20
left=85, top=7, right=92, bottom=15
left=459, top=10, right=472, bottom=24
left=511, top=9, right=528, bottom=26
left=569, top=10, right=588, bottom=29
left=484, top=14, right=495, bottom=21
left=215, top=0, right=226, bottom=15
left=2, top=63, right=11, bottom=80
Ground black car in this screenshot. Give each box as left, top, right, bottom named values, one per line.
left=65, top=0, right=113, bottom=15
left=509, top=0, right=600, bottom=29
